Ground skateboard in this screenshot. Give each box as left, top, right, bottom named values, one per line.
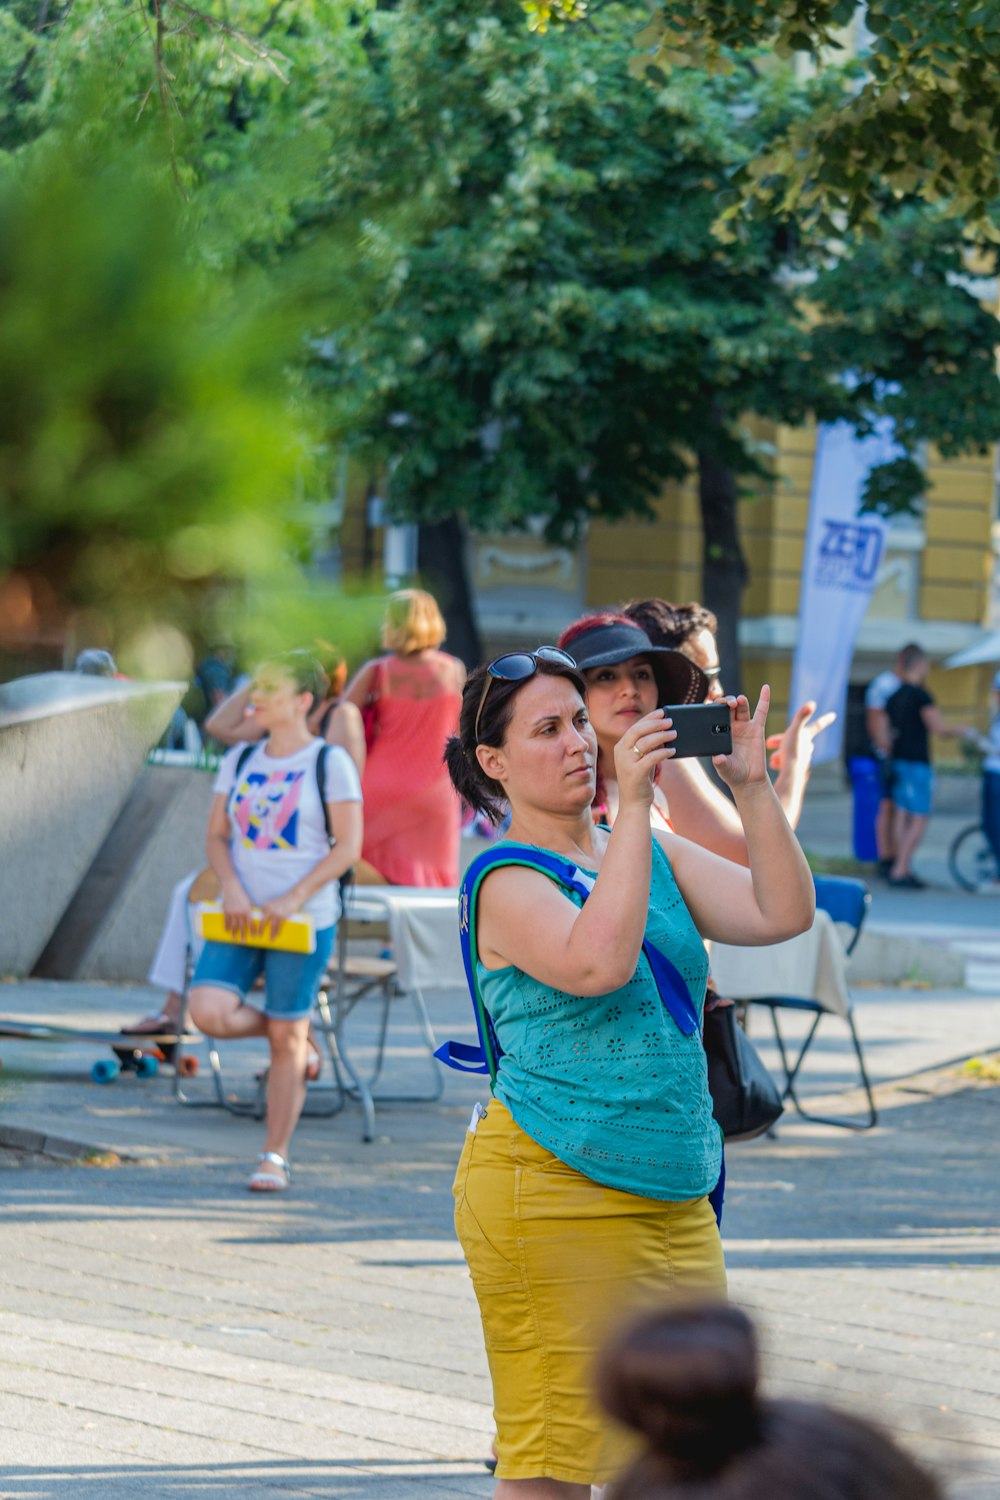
left=0, top=1020, right=201, bottom=1085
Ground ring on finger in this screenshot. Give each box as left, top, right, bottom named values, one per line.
left=633, top=744, right=643, bottom=757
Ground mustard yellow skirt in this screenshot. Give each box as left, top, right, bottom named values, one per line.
left=453, top=1096, right=727, bottom=1486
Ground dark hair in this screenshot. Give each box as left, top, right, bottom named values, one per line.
left=258, top=650, right=329, bottom=710
left=598, top=1304, right=942, bottom=1500
left=625, top=598, right=718, bottom=651
left=444, top=655, right=588, bottom=823
left=899, top=643, right=928, bottom=673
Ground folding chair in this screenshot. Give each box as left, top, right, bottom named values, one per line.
left=311, top=871, right=444, bottom=1142
left=174, top=871, right=346, bottom=1120
left=736, top=875, right=877, bottom=1131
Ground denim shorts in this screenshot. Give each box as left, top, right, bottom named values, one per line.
left=191, top=926, right=335, bottom=1020
left=891, top=759, right=933, bottom=816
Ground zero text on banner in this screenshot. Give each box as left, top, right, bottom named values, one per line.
left=789, top=419, right=900, bottom=765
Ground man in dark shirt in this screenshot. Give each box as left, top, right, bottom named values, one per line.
left=886, top=645, right=972, bottom=888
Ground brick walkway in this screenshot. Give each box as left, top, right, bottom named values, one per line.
left=0, top=978, right=997, bottom=1497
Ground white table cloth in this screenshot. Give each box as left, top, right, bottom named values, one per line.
left=343, top=885, right=465, bottom=993
left=709, top=908, right=851, bottom=1017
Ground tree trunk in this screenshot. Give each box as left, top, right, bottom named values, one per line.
left=417, top=516, right=482, bottom=669
left=697, top=449, right=748, bottom=697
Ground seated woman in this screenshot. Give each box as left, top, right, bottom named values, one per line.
left=124, top=645, right=364, bottom=1046
left=444, top=651, right=814, bottom=1494
left=186, top=650, right=363, bottom=1192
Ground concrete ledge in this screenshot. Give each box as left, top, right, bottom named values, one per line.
left=0, top=673, right=183, bottom=976
left=848, top=929, right=967, bottom=988
left=0, top=1123, right=109, bottom=1161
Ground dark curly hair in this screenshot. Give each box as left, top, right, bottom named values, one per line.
left=624, top=598, right=718, bottom=652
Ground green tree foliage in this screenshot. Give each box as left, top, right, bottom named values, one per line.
left=309, top=0, right=1000, bottom=675
left=317, top=3, right=817, bottom=536
left=0, top=0, right=365, bottom=265
left=527, top=0, right=1000, bottom=237
left=0, top=3, right=382, bottom=670
left=0, top=124, right=318, bottom=664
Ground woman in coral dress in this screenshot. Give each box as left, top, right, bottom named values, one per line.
left=345, top=589, right=465, bottom=887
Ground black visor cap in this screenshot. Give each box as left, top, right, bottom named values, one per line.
left=566, top=622, right=709, bottom=707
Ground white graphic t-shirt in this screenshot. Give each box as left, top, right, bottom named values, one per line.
left=214, top=739, right=362, bottom=928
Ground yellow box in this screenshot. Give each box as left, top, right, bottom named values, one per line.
left=197, top=904, right=316, bottom=954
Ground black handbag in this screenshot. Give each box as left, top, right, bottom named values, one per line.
left=704, top=1002, right=784, bottom=1142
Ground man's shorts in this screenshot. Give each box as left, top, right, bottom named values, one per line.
left=890, top=760, right=933, bottom=817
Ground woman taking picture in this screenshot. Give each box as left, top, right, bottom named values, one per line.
left=559, top=611, right=831, bottom=856
left=444, top=651, right=814, bottom=1495
left=187, top=651, right=363, bottom=1193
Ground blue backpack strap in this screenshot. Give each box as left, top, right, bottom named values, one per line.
left=436, top=844, right=590, bottom=1083
left=436, top=841, right=700, bottom=1083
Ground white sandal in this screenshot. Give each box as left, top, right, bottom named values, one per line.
left=248, top=1152, right=290, bottom=1193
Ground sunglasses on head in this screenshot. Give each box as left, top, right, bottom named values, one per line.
left=474, top=646, right=577, bottom=743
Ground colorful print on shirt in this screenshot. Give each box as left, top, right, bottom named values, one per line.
left=232, top=768, right=306, bottom=851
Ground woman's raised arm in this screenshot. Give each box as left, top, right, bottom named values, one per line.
left=478, top=710, right=676, bottom=995
left=663, top=690, right=815, bottom=947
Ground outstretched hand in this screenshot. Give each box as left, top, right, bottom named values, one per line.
left=712, top=688, right=771, bottom=791
left=766, top=700, right=836, bottom=775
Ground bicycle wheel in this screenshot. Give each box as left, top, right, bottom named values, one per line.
left=949, top=823, right=997, bottom=891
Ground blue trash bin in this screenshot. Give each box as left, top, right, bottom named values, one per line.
left=847, top=756, right=882, bottom=863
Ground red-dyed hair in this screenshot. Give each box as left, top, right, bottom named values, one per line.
left=557, top=611, right=635, bottom=653
left=557, top=611, right=640, bottom=823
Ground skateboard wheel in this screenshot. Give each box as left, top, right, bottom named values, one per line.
left=92, top=1059, right=120, bottom=1084
left=135, top=1055, right=159, bottom=1079
left=177, top=1055, right=199, bottom=1077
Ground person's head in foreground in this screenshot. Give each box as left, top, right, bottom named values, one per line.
left=380, top=587, right=446, bottom=656
left=597, top=1303, right=942, bottom=1500
left=444, top=646, right=591, bottom=824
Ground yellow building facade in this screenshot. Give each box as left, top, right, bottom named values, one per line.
left=346, top=427, right=998, bottom=753
left=582, top=426, right=998, bottom=749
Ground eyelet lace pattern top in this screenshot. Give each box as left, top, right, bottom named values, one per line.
left=478, top=839, right=721, bottom=1201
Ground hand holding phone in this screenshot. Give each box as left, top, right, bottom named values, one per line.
left=663, top=701, right=733, bottom=759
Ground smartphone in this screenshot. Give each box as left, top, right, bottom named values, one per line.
left=664, top=701, right=733, bottom=759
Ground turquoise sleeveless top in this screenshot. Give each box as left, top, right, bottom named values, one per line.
left=479, top=838, right=721, bottom=1202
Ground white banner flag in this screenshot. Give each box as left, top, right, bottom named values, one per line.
left=789, top=420, right=899, bottom=765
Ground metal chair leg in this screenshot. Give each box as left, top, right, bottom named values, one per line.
left=767, top=1008, right=878, bottom=1131
left=313, top=988, right=375, bottom=1141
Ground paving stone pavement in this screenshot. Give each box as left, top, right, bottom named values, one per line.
left=0, top=975, right=997, bottom=1499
